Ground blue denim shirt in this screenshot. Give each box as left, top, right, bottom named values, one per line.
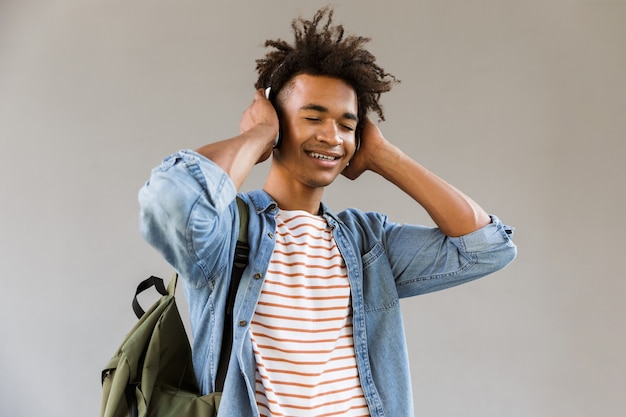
left=138, top=150, right=517, bottom=417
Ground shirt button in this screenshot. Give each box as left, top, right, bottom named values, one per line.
left=239, top=320, right=247, bottom=327
left=254, top=272, right=262, bottom=280
left=268, top=232, right=274, bottom=239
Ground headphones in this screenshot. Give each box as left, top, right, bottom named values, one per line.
left=265, top=87, right=281, bottom=148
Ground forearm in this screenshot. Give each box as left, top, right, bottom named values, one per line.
left=195, top=123, right=277, bottom=190
left=372, top=143, right=491, bottom=237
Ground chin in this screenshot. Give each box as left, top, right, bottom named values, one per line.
left=305, top=177, right=337, bottom=188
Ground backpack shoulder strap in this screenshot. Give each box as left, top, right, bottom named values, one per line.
left=236, top=196, right=249, bottom=243
left=215, top=196, right=250, bottom=391
left=233, top=196, right=249, bottom=268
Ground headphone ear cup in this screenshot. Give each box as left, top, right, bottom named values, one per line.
left=273, top=132, right=281, bottom=148
left=265, top=86, right=282, bottom=148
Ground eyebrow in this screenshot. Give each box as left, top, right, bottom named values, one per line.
left=300, top=104, right=358, bottom=122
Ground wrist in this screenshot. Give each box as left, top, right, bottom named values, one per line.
left=248, top=123, right=279, bottom=147
left=369, top=142, right=402, bottom=176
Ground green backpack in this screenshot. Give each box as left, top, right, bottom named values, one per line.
left=100, top=197, right=249, bottom=417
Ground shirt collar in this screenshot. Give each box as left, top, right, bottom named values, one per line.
left=244, top=189, right=341, bottom=227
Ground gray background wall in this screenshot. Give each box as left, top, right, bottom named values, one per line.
left=1, top=0, right=624, bottom=416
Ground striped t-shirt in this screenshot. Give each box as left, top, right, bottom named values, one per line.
left=250, top=209, right=370, bottom=417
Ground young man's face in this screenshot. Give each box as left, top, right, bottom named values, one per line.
left=274, top=73, right=358, bottom=190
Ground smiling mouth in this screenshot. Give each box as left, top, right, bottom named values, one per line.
left=308, top=152, right=339, bottom=161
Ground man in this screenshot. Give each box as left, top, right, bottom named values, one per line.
left=139, top=7, right=516, bottom=417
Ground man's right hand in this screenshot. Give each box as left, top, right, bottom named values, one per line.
left=195, top=90, right=280, bottom=189
left=240, top=89, right=280, bottom=164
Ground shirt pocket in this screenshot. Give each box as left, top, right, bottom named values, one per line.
left=361, top=242, right=400, bottom=313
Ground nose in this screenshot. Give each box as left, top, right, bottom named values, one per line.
left=315, top=120, right=342, bottom=146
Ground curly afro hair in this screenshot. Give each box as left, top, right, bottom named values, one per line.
left=254, top=6, right=399, bottom=142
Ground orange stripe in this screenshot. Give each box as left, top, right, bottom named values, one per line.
left=257, top=404, right=369, bottom=417
left=260, top=393, right=367, bottom=411
left=276, top=230, right=334, bottom=242
left=252, top=333, right=352, bottom=345
left=270, top=259, right=345, bottom=270
left=254, top=310, right=349, bottom=323
left=257, top=301, right=347, bottom=311
left=256, top=384, right=364, bottom=400
left=256, top=374, right=362, bottom=389
left=317, top=406, right=370, bottom=417
left=278, top=217, right=327, bottom=230
left=251, top=320, right=352, bottom=334
left=255, top=344, right=353, bottom=356
left=274, top=241, right=334, bottom=252
left=257, top=364, right=359, bottom=377
left=252, top=352, right=355, bottom=365
left=259, top=290, right=349, bottom=301
left=273, top=243, right=336, bottom=253
left=272, top=248, right=343, bottom=259
left=264, top=271, right=349, bottom=281
left=262, top=279, right=349, bottom=290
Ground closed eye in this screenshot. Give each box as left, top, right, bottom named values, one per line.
left=341, top=124, right=355, bottom=132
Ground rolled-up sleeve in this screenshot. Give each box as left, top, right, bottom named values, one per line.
left=392, top=215, right=517, bottom=297
left=138, top=150, right=237, bottom=287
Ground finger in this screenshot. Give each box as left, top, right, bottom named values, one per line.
left=255, top=88, right=267, bottom=100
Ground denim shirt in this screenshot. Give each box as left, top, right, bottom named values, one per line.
left=138, top=150, right=517, bottom=417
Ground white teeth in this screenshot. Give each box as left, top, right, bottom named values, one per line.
left=309, top=152, right=336, bottom=161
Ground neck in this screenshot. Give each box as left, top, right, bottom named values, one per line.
left=263, top=170, right=324, bottom=215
